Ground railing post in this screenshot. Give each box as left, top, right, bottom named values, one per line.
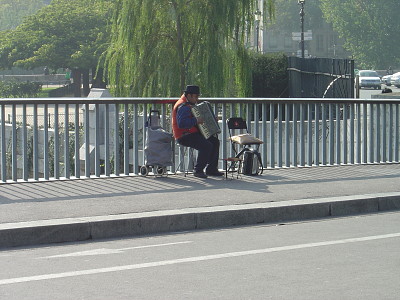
left=0, top=104, right=5, bottom=182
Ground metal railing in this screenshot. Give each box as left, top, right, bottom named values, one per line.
left=1, top=97, right=399, bottom=183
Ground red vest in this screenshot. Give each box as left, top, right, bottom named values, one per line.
left=172, top=94, right=199, bottom=140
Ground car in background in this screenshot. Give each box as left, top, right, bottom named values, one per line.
left=382, top=74, right=392, bottom=86
left=390, top=72, right=400, bottom=87
left=358, top=70, right=381, bottom=89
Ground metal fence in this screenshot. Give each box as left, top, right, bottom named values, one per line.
left=288, top=57, right=355, bottom=99
left=1, top=97, right=399, bottom=183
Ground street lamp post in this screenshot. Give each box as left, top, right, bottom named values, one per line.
left=254, top=8, right=261, bottom=52
left=298, top=0, right=305, bottom=58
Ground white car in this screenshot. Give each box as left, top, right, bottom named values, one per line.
left=382, top=74, right=392, bottom=86
left=390, top=72, right=400, bottom=87
left=358, top=70, right=381, bottom=89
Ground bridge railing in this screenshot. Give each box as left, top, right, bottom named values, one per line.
left=1, top=97, right=399, bottom=183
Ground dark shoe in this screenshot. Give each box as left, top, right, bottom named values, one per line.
left=206, top=170, right=224, bottom=176
left=193, top=171, right=208, bottom=178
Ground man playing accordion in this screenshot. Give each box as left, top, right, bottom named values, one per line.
left=172, top=85, right=224, bottom=178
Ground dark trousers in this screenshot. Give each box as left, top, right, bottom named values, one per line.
left=178, top=133, right=220, bottom=173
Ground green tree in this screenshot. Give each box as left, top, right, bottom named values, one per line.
left=320, top=0, right=400, bottom=69
left=0, top=0, right=114, bottom=96
left=0, top=0, right=50, bottom=30
left=104, top=0, right=275, bottom=97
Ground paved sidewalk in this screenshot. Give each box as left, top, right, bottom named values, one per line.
left=1, top=164, right=400, bottom=248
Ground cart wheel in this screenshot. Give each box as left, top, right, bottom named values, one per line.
left=156, top=166, right=165, bottom=175
left=140, top=166, right=149, bottom=176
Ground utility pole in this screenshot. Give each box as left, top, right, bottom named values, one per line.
left=298, top=0, right=305, bottom=58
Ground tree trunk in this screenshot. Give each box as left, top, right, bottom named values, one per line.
left=72, top=69, right=81, bottom=97
left=91, top=67, right=107, bottom=89
left=82, top=69, right=90, bottom=97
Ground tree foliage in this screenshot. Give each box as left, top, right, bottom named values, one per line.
left=104, top=0, right=275, bottom=97
left=0, top=0, right=113, bottom=71
left=0, top=0, right=50, bottom=31
left=252, top=53, right=288, bottom=98
left=320, top=0, right=400, bottom=69
left=0, top=81, right=42, bottom=98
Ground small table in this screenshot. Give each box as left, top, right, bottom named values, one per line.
left=222, top=157, right=243, bottom=179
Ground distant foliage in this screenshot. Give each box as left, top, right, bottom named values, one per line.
left=0, top=81, right=42, bottom=98
left=0, top=0, right=50, bottom=30
left=252, top=53, right=289, bottom=98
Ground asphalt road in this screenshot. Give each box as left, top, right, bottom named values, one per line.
left=0, top=212, right=399, bottom=299
left=359, top=84, right=400, bottom=98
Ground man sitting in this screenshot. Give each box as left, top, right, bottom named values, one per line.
left=172, top=85, right=224, bottom=178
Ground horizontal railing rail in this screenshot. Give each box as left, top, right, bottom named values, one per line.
left=1, top=96, right=400, bottom=183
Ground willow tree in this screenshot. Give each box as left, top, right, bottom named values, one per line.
left=104, top=0, right=275, bottom=97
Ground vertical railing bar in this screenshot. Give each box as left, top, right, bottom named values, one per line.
left=0, top=104, right=5, bottom=182
left=343, top=104, right=348, bottom=165
left=369, top=104, right=374, bottom=163
left=75, top=104, right=80, bottom=179
left=221, top=103, right=227, bottom=166
left=269, top=103, right=275, bottom=168
left=142, top=104, right=147, bottom=171
left=254, top=103, right=259, bottom=139
left=33, top=105, right=38, bottom=180
left=277, top=103, right=283, bottom=168
left=114, top=104, right=120, bottom=176
left=238, top=104, right=243, bottom=121
left=95, top=103, right=100, bottom=177
left=64, top=104, right=70, bottom=179
left=329, top=103, right=334, bottom=165
left=124, top=103, right=129, bottom=175
left=314, top=103, right=320, bottom=166
left=335, top=104, right=340, bottom=165
left=307, top=103, right=312, bottom=166
left=285, top=103, right=290, bottom=167
left=54, top=104, right=59, bottom=179
left=246, top=103, right=251, bottom=134
left=22, top=104, right=28, bottom=181
left=363, top=103, right=368, bottom=164
left=292, top=103, right=298, bottom=167
left=104, top=104, right=110, bottom=176
left=261, top=103, right=267, bottom=166
left=85, top=103, right=90, bottom=178
left=161, top=104, right=167, bottom=129
left=221, top=103, right=227, bottom=169
left=356, top=103, right=362, bottom=164
left=376, top=104, right=381, bottom=163
left=349, top=104, right=355, bottom=164
left=356, top=103, right=361, bottom=164
left=228, top=103, right=234, bottom=158
left=321, top=103, right=327, bottom=166
left=299, top=103, right=305, bottom=166
left=395, top=104, right=399, bottom=162
left=11, top=105, right=17, bottom=181
left=133, top=103, right=139, bottom=174
left=388, top=104, right=393, bottom=162
left=382, top=104, right=387, bottom=163
left=43, top=104, right=49, bottom=180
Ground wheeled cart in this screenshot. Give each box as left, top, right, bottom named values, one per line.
left=139, top=110, right=173, bottom=177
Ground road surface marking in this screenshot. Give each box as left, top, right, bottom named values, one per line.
left=1, top=232, right=399, bottom=285
left=40, top=241, right=193, bottom=258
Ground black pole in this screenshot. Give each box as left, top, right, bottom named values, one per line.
left=300, top=2, right=305, bottom=58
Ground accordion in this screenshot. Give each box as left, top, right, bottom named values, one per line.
left=191, top=101, right=221, bottom=139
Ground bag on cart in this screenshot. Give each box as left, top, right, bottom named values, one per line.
left=242, top=149, right=263, bottom=175
left=144, top=110, right=173, bottom=167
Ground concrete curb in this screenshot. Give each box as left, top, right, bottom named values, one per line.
left=1, top=193, right=400, bottom=249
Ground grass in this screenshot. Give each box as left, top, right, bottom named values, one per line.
left=37, top=87, right=57, bottom=98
